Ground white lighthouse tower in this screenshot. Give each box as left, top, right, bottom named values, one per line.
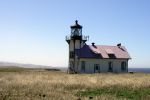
left=66, top=20, right=89, bottom=73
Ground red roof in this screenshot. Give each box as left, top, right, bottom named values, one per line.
left=75, top=45, right=131, bottom=59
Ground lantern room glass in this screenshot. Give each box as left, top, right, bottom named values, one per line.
left=71, top=28, right=82, bottom=37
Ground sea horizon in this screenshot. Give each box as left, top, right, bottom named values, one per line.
left=128, top=68, right=150, bottom=73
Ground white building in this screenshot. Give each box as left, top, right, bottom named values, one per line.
left=66, top=20, right=131, bottom=74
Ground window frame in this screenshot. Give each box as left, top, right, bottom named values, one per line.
left=81, top=61, right=85, bottom=72
left=108, top=62, right=113, bottom=72
left=121, top=62, right=126, bottom=71
left=94, top=64, right=100, bottom=73
left=95, top=64, right=100, bottom=70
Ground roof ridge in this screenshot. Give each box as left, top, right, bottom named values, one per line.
left=88, top=45, right=124, bottom=47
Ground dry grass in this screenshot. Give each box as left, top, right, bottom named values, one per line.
left=0, top=68, right=150, bottom=100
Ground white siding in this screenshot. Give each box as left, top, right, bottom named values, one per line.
left=75, top=40, right=80, bottom=49
left=77, top=59, right=128, bottom=73
left=69, top=40, right=74, bottom=51
left=69, top=40, right=81, bottom=50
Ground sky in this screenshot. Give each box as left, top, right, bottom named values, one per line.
left=0, top=0, right=150, bottom=67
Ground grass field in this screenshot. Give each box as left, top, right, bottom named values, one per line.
left=0, top=68, right=150, bottom=100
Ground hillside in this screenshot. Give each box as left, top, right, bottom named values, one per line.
left=0, top=61, right=52, bottom=68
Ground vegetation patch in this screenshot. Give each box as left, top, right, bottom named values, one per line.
left=76, top=86, right=150, bottom=100
left=0, top=67, right=28, bottom=72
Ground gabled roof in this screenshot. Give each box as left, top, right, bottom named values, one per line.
left=75, top=45, right=131, bottom=59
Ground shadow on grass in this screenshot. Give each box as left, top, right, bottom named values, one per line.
left=45, top=68, right=60, bottom=71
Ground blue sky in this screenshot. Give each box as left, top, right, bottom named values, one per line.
left=0, top=0, right=150, bottom=67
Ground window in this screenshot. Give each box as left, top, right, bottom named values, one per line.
left=70, top=51, right=74, bottom=58
left=95, top=65, right=99, bottom=70
left=94, top=64, right=99, bottom=70
left=81, top=61, right=85, bottom=72
left=71, top=29, right=81, bottom=36
left=121, top=62, right=126, bottom=71
left=108, top=54, right=116, bottom=59
left=94, top=64, right=100, bottom=73
left=74, top=29, right=79, bottom=36
left=105, top=49, right=116, bottom=59
left=91, top=50, right=102, bottom=58
left=108, top=62, right=113, bottom=72
left=94, top=54, right=102, bottom=58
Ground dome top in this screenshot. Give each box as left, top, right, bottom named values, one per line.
left=70, top=20, right=82, bottom=29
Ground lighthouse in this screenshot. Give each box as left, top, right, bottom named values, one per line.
left=65, top=21, right=131, bottom=74
left=66, top=20, right=89, bottom=73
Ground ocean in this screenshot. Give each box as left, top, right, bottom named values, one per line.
left=128, top=68, right=150, bottom=73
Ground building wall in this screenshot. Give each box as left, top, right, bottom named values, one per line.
left=77, top=58, right=128, bottom=73
left=81, top=41, right=85, bottom=48
left=69, top=39, right=82, bottom=72
left=69, top=40, right=82, bottom=51
left=75, top=40, right=81, bottom=49
left=74, top=40, right=85, bottom=49
left=69, top=40, right=74, bottom=51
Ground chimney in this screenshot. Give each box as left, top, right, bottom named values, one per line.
left=117, top=43, right=121, bottom=48
left=92, top=42, right=97, bottom=48
left=92, top=42, right=95, bottom=46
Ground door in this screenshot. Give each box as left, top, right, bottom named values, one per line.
left=81, top=61, right=85, bottom=73
left=94, top=64, right=100, bottom=73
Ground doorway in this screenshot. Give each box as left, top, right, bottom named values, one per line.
left=94, top=64, right=100, bottom=73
